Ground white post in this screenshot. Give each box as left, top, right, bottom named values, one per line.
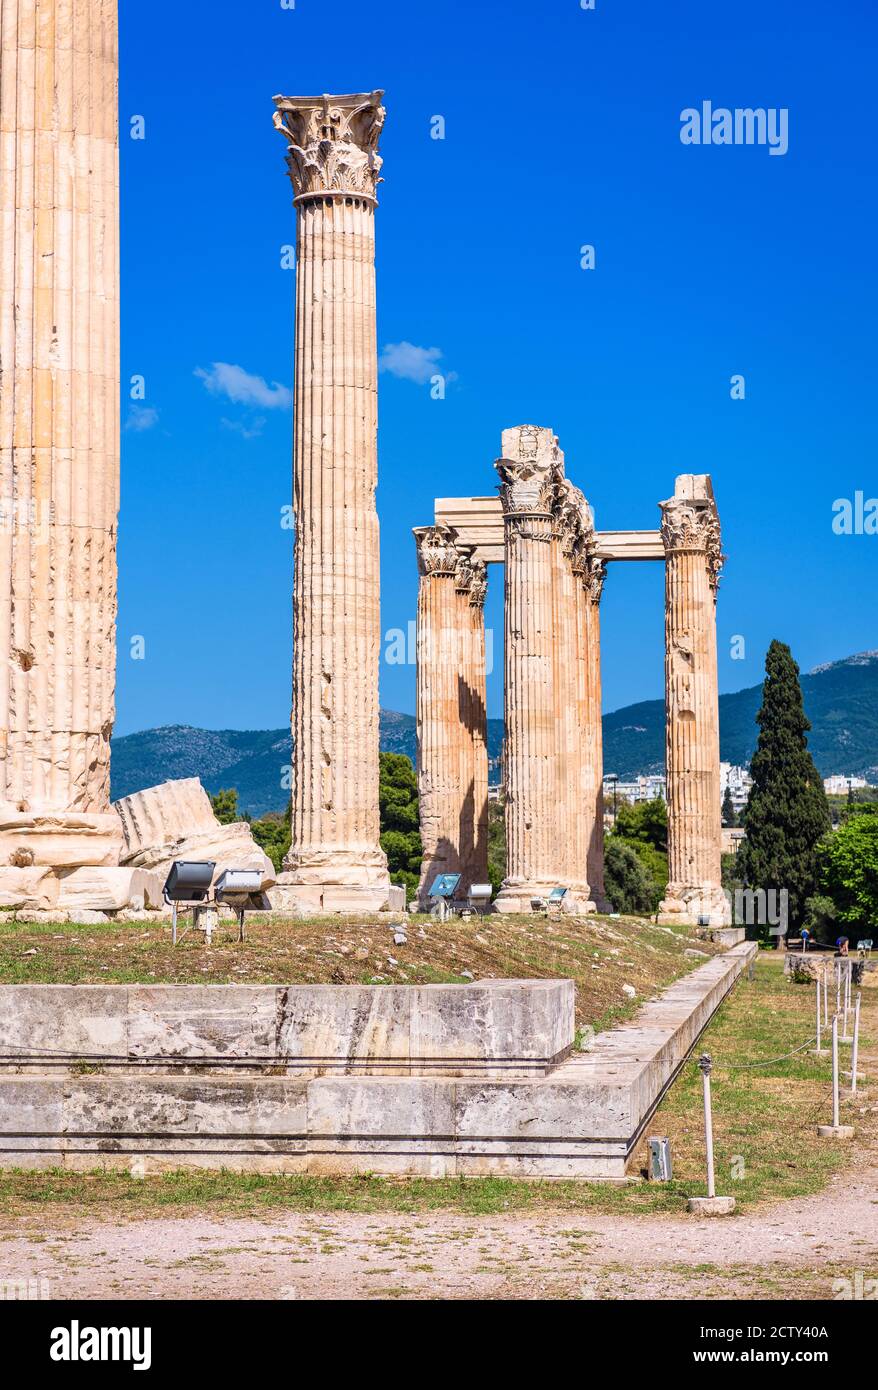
left=836, top=960, right=841, bottom=1013
left=823, top=962, right=829, bottom=1028
left=843, top=963, right=852, bottom=1038
left=699, top=1053, right=716, bottom=1199
left=851, top=992, right=862, bottom=1095
left=815, top=970, right=822, bottom=1053
left=831, top=1013, right=840, bottom=1130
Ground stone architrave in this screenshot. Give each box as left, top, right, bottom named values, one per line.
left=493, top=425, right=565, bottom=912
left=0, top=0, right=125, bottom=887
left=272, top=92, right=391, bottom=913
left=657, top=476, right=730, bottom=927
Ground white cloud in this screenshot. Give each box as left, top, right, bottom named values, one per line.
left=124, top=405, right=159, bottom=432
left=195, top=362, right=292, bottom=410
left=221, top=416, right=267, bottom=440
left=378, top=341, right=454, bottom=385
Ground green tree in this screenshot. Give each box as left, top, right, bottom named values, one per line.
left=721, top=786, right=737, bottom=828
left=210, top=788, right=242, bottom=825
left=378, top=752, right=422, bottom=902
left=608, top=797, right=668, bottom=910
left=603, top=838, right=656, bottom=916
left=250, top=806, right=291, bottom=874
left=486, top=797, right=506, bottom=895
left=817, top=809, right=878, bottom=938
left=739, top=641, right=832, bottom=932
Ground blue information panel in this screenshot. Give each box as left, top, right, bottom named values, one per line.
left=429, top=873, right=461, bottom=899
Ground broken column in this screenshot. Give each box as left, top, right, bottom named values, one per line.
left=272, top=91, right=391, bottom=912
left=658, top=476, right=730, bottom=927
left=0, top=0, right=132, bottom=910
left=493, top=426, right=564, bottom=912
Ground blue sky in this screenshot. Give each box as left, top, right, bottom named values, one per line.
left=116, top=0, right=877, bottom=735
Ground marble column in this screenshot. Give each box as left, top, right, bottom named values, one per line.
left=0, top=0, right=123, bottom=874
left=657, top=475, right=730, bottom=926
left=461, top=557, right=489, bottom=890
left=493, top=425, right=563, bottom=912
left=584, top=550, right=611, bottom=912
left=272, top=91, right=391, bottom=912
left=414, top=525, right=466, bottom=900
left=554, top=483, right=592, bottom=910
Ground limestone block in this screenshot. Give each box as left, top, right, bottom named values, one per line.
left=0, top=811, right=123, bottom=869
left=56, top=867, right=164, bottom=912
left=0, top=866, right=60, bottom=911
left=113, top=778, right=275, bottom=889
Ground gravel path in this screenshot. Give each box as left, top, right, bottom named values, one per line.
left=2, top=1150, right=876, bottom=1301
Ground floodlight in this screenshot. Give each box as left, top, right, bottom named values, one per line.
left=163, top=860, right=216, bottom=945
left=215, top=867, right=269, bottom=942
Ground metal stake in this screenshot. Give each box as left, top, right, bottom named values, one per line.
left=699, top=1053, right=716, bottom=1200
left=831, top=1013, right=840, bottom=1130
left=815, top=970, right=822, bottom=1053
left=851, top=993, right=862, bottom=1095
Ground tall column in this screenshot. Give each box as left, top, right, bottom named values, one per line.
left=414, top=525, right=466, bottom=900
left=461, top=558, right=489, bottom=889
left=493, top=425, right=563, bottom=912
left=555, top=483, right=592, bottom=909
left=0, top=0, right=123, bottom=873
left=273, top=91, right=391, bottom=913
left=584, top=551, right=611, bottom=911
left=658, top=475, right=730, bottom=926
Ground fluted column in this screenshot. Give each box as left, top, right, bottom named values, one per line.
left=554, top=483, right=592, bottom=909
left=462, top=558, right=489, bottom=888
left=493, top=425, right=563, bottom=912
left=414, top=526, right=466, bottom=900
left=584, top=553, right=611, bottom=911
left=273, top=91, right=390, bottom=912
left=0, top=0, right=122, bottom=872
left=658, top=475, right=730, bottom=926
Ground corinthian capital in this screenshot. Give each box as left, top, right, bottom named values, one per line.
left=468, top=560, right=488, bottom=610
left=272, top=91, right=385, bottom=200
left=414, top=525, right=461, bottom=577
left=496, top=425, right=563, bottom=518
left=660, top=478, right=725, bottom=592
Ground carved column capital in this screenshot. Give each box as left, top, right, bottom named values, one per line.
left=468, top=559, right=488, bottom=610
left=496, top=425, right=564, bottom=519
left=585, top=554, right=608, bottom=605
left=454, top=553, right=476, bottom=594
left=660, top=494, right=725, bottom=593
left=272, top=91, right=385, bottom=202
left=414, top=524, right=461, bottom=577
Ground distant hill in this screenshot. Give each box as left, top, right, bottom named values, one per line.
left=111, top=651, right=878, bottom=816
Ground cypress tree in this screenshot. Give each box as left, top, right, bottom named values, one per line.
left=739, top=641, right=831, bottom=929
left=721, top=786, right=737, bottom=828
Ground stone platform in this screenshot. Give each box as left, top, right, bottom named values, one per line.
left=0, top=943, right=755, bottom=1178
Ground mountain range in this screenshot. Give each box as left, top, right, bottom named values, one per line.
left=110, top=651, right=878, bottom=817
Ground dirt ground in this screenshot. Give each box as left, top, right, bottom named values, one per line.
left=2, top=1144, right=875, bottom=1301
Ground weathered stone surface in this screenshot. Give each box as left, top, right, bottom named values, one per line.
left=113, top=778, right=275, bottom=889
left=0, top=946, right=754, bottom=1176
left=272, top=92, right=391, bottom=915
left=0, top=866, right=60, bottom=911
left=658, top=476, right=730, bottom=927
left=413, top=528, right=489, bottom=901
left=0, top=2, right=123, bottom=877
left=56, top=867, right=163, bottom=912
